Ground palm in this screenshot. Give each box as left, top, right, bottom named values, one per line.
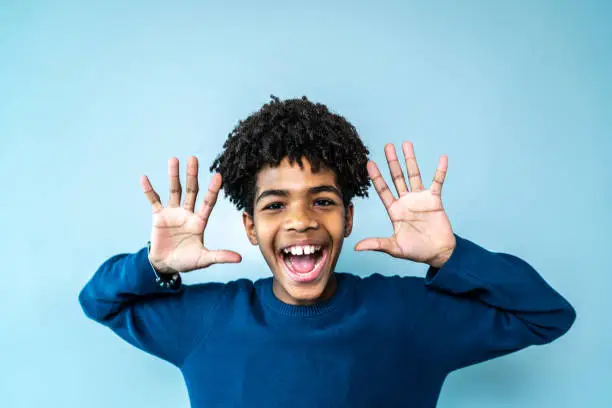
left=355, top=142, right=456, bottom=267
left=387, top=190, right=454, bottom=263
left=150, top=207, right=208, bottom=272
left=141, top=156, right=242, bottom=273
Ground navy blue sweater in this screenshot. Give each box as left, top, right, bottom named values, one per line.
left=79, top=234, right=575, bottom=407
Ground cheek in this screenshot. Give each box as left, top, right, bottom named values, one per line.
left=254, top=220, right=279, bottom=253
left=323, top=212, right=347, bottom=239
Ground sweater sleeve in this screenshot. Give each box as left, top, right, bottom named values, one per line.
left=413, top=234, right=576, bottom=373
left=78, top=245, right=226, bottom=367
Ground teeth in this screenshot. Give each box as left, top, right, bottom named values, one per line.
left=283, top=245, right=322, bottom=255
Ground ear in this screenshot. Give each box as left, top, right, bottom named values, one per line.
left=242, top=211, right=259, bottom=245
left=344, top=202, right=354, bottom=237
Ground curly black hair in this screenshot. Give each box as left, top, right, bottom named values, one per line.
left=209, top=95, right=371, bottom=216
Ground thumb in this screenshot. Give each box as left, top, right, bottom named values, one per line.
left=198, top=249, right=242, bottom=269
left=354, top=237, right=396, bottom=254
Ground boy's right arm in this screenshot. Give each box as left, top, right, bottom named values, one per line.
left=79, top=156, right=242, bottom=367
left=78, top=246, right=225, bottom=367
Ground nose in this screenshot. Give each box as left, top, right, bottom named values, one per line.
left=283, top=203, right=319, bottom=232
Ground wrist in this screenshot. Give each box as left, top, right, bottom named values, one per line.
left=147, top=240, right=181, bottom=289
left=428, top=244, right=456, bottom=269
left=147, top=241, right=179, bottom=275
left=148, top=256, right=179, bottom=275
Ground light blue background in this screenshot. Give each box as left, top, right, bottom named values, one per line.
left=1, top=1, right=610, bottom=407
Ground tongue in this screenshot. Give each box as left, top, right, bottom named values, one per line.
left=288, top=254, right=318, bottom=273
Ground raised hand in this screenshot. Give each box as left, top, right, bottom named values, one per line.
left=354, top=142, right=456, bottom=268
left=141, top=156, right=242, bottom=274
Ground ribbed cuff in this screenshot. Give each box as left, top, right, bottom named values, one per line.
left=424, top=234, right=496, bottom=293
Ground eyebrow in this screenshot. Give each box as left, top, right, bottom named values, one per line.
left=255, top=185, right=343, bottom=205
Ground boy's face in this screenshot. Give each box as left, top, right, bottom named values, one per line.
left=242, top=157, right=354, bottom=305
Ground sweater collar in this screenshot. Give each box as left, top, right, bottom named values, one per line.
left=256, top=272, right=353, bottom=317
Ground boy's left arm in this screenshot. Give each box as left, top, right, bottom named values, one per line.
left=416, top=233, right=575, bottom=372
left=355, top=141, right=575, bottom=371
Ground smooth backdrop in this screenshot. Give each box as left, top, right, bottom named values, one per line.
left=1, top=1, right=610, bottom=407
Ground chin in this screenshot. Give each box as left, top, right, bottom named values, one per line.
left=286, top=278, right=330, bottom=303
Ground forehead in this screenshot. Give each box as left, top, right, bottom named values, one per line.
left=255, top=157, right=339, bottom=192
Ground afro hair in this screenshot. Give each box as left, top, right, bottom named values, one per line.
left=209, top=95, right=371, bottom=216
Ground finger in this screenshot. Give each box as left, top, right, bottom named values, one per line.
left=354, top=237, right=398, bottom=255
left=402, top=141, right=425, bottom=192
left=182, top=156, right=199, bottom=212
left=141, top=175, right=164, bottom=213
left=198, top=249, right=242, bottom=268
left=430, top=155, right=448, bottom=196
left=168, top=157, right=182, bottom=208
left=196, top=173, right=222, bottom=226
left=384, top=143, right=409, bottom=196
left=367, top=161, right=396, bottom=214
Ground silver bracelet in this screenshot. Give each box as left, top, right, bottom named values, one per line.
left=147, top=240, right=181, bottom=289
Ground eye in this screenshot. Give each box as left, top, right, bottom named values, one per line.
left=263, top=202, right=284, bottom=211
left=314, top=198, right=336, bottom=207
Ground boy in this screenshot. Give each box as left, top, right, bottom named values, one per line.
left=79, top=96, right=575, bottom=407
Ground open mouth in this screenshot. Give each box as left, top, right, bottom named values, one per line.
left=278, top=245, right=328, bottom=283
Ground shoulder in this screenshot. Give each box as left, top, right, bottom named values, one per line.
left=338, top=272, right=431, bottom=334
left=339, top=272, right=430, bottom=308
left=350, top=272, right=425, bottom=294
left=185, top=277, right=254, bottom=295
left=182, top=278, right=255, bottom=307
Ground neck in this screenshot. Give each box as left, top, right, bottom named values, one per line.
left=273, top=274, right=338, bottom=306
